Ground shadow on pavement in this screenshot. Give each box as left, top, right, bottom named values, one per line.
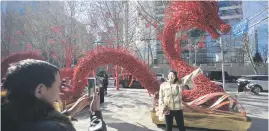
left=104, top=114, right=156, bottom=131
left=248, top=117, right=268, bottom=131
left=73, top=107, right=157, bottom=131
left=101, top=101, right=136, bottom=110
left=107, top=122, right=156, bottom=131
left=134, top=99, right=151, bottom=106
left=73, top=107, right=91, bottom=120
left=156, top=124, right=226, bottom=131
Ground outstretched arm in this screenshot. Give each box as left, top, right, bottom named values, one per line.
left=181, top=67, right=202, bottom=88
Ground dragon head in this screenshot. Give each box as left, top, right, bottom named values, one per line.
left=165, top=1, right=230, bottom=39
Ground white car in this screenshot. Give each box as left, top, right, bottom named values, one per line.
left=238, top=75, right=268, bottom=93
left=156, top=73, right=165, bottom=81
left=182, top=81, right=223, bottom=90
left=212, top=81, right=223, bottom=88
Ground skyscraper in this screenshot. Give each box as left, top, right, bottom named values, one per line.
left=206, top=1, right=244, bottom=64
left=154, top=1, right=168, bottom=66
left=242, top=1, right=268, bottom=61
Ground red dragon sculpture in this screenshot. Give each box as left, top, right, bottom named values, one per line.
left=2, top=1, right=234, bottom=113
left=71, top=47, right=160, bottom=99
left=60, top=1, right=233, bottom=109
left=54, top=47, right=161, bottom=105
left=1, top=51, right=44, bottom=78
left=161, top=1, right=231, bottom=104
left=1, top=2, right=250, bottom=130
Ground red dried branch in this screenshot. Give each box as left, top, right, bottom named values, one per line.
left=72, top=47, right=160, bottom=96
left=1, top=51, right=44, bottom=78
left=161, top=1, right=230, bottom=109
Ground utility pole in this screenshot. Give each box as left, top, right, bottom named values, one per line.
left=148, top=43, right=150, bottom=65
left=188, top=39, right=192, bottom=65
left=124, top=0, right=129, bottom=44
left=144, top=43, right=147, bottom=61
left=148, top=25, right=152, bottom=65
left=220, top=37, right=226, bottom=91
left=194, top=46, right=197, bottom=67
left=141, top=38, right=155, bottom=65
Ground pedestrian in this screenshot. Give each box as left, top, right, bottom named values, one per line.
left=61, top=78, right=67, bottom=88
left=103, top=74, right=108, bottom=95
left=158, top=70, right=186, bottom=131
left=1, top=59, right=89, bottom=131
left=160, top=78, right=166, bottom=83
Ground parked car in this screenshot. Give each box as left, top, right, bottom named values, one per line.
left=156, top=73, right=165, bottom=81
left=115, top=74, right=143, bottom=88
left=108, top=74, right=114, bottom=79
left=237, top=75, right=268, bottom=93
left=182, top=81, right=223, bottom=90
left=108, top=75, right=115, bottom=86
left=203, top=71, right=238, bottom=83
left=212, top=81, right=223, bottom=89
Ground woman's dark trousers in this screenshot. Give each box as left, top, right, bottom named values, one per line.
left=165, top=110, right=186, bottom=131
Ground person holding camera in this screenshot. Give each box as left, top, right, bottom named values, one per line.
left=1, top=59, right=89, bottom=131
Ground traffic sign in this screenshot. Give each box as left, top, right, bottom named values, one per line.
left=232, top=19, right=248, bottom=38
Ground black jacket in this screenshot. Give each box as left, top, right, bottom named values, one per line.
left=103, top=75, right=108, bottom=87
left=1, top=97, right=76, bottom=131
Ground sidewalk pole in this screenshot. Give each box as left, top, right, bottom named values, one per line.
left=220, top=36, right=226, bottom=91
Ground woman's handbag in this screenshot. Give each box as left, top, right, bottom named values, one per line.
left=163, top=105, right=170, bottom=115
left=157, top=104, right=171, bottom=121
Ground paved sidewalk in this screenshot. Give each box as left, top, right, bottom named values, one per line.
left=73, top=88, right=268, bottom=131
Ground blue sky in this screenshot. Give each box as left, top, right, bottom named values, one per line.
left=242, top=1, right=268, bottom=58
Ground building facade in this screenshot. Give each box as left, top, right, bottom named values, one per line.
left=242, top=1, right=268, bottom=61
left=206, top=1, right=244, bottom=64
left=151, top=1, right=246, bottom=75
left=154, top=1, right=169, bottom=66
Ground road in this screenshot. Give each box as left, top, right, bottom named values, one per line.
left=109, top=79, right=239, bottom=91
left=223, top=82, right=239, bottom=92
left=73, top=83, right=268, bottom=131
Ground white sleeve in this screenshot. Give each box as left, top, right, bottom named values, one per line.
left=158, top=83, right=165, bottom=110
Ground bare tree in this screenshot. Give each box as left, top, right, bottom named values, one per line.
left=85, top=1, right=143, bottom=55
left=242, top=34, right=260, bottom=74
left=1, top=1, right=94, bottom=67
left=259, top=43, right=268, bottom=63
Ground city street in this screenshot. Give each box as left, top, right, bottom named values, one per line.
left=108, top=80, right=241, bottom=92
left=1, top=1, right=268, bottom=131
left=73, top=85, right=268, bottom=131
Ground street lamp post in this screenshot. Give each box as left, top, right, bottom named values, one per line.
left=141, top=38, right=156, bottom=65
left=194, top=45, right=198, bottom=67
left=219, top=37, right=226, bottom=91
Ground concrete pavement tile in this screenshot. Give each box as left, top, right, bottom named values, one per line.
left=73, top=122, right=89, bottom=131
left=124, top=122, right=154, bottom=131
left=126, top=114, right=143, bottom=120
left=74, top=88, right=268, bottom=131
left=107, top=122, right=137, bottom=131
